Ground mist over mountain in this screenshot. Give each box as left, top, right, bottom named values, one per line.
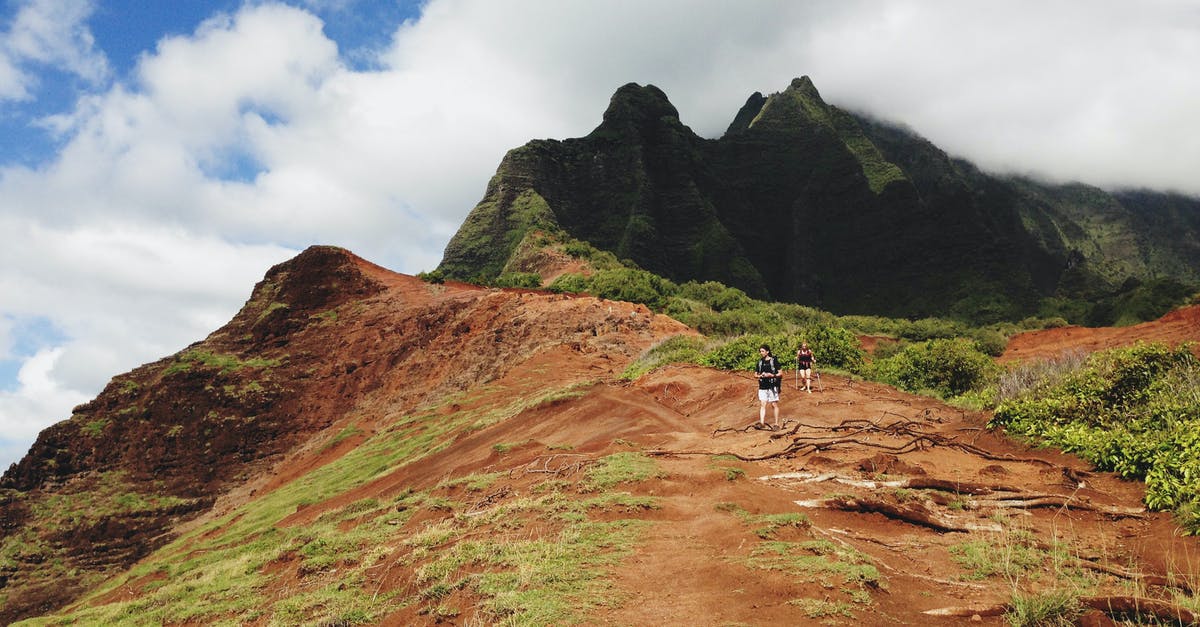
left=438, top=77, right=1200, bottom=323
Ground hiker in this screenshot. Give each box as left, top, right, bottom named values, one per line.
left=755, top=344, right=782, bottom=428
left=796, top=341, right=815, bottom=393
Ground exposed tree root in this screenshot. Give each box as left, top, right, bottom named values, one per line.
left=1075, top=561, right=1197, bottom=594
left=792, top=496, right=1004, bottom=533
left=508, top=453, right=593, bottom=479
left=810, top=526, right=987, bottom=590
left=711, top=417, right=1059, bottom=466
left=921, top=603, right=1009, bottom=617
left=923, top=596, right=1198, bottom=624
left=760, top=471, right=1012, bottom=495
left=982, top=495, right=1146, bottom=518
left=1081, top=595, right=1198, bottom=624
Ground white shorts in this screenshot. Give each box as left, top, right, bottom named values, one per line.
left=758, top=388, right=779, bottom=403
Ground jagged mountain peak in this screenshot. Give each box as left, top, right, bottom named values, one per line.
left=592, top=82, right=683, bottom=138
left=746, top=75, right=835, bottom=132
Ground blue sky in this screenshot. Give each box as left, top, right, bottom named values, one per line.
left=1, top=0, right=1199, bottom=471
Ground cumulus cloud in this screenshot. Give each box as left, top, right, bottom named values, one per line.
left=2, top=0, right=1199, bottom=470
left=0, top=347, right=89, bottom=465
left=0, top=0, right=108, bottom=101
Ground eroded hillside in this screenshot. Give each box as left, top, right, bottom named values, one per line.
left=4, top=247, right=1200, bottom=625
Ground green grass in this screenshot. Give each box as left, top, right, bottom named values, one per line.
left=716, top=502, right=811, bottom=539
left=581, top=452, right=666, bottom=492
left=162, top=348, right=282, bottom=376
left=743, top=539, right=882, bottom=596
left=18, top=383, right=666, bottom=626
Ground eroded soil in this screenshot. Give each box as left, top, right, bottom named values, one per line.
left=12, top=248, right=1200, bottom=625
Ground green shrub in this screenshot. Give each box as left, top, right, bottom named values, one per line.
left=672, top=305, right=784, bottom=337
left=676, top=281, right=752, bottom=312
left=417, top=269, right=446, bottom=284
left=588, top=268, right=676, bottom=310
left=701, top=334, right=783, bottom=371
left=547, top=273, right=589, bottom=294
left=968, top=327, right=1008, bottom=357
left=700, top=329, right=865, bottom=374
left=992, top=343, right=1200, bottom=532
left=492, top=272, right=543, bottom=289
left=795, top=326, right=866, bottom=373
left=867, top=338, right=999, bottom=398
left=622, top=335, right=708, bottom=379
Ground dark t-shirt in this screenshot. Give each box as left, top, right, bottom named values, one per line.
left=797, top=349, right=814, bottom=369
left=756, top=356, right=781, bottom=390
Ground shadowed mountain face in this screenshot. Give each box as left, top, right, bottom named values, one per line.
left=438, top=76, right=1200, bottom=322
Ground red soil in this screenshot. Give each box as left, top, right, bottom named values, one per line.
left=1001, top=304, right=1200, bottom=363
left=226, top=264, right=1200, bottom=625
left=25, top=250, right=1200, bottom=625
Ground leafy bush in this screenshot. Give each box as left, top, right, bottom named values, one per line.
left=676, top=281, right=752, bottom=312
left=589, top=268, right=676, bottom=310
left=701, top=334, right=787, bottom=371
left=867, top=338, right=999, bottom=398
left=992, top=343, right=1200, bottom=532
left=417, top=270, right=446, bottom=284
left=795, top=326, right=866, bottom=373
left=669, top=304, right=784, bottom=337
left=968, top=328, right=1008, bottom=357
left=621, top=335, right=709, bottom=380
left=699, top=329, right=865, bottom=374
left=547, top=272, right=589, bottom=294
left=492, top=272, right=543, bottom=289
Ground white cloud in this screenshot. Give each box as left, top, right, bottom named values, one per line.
left=0, top=348, right=89, bottom=469
left=2, top=0, right=1199, bottom=470
left=0, top=0, right=108, bottom=101
left=0, top=315, right=13, bottom=361
left=803, top=0, right=1200, bottom=192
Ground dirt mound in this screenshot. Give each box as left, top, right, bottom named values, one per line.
left=1002, top=303, right=1200, bottom=363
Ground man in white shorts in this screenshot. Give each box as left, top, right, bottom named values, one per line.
left=755, top=344, right=782, bottom=428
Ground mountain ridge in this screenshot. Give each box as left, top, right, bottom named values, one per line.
left=437, top=76, right=1199, bottom=324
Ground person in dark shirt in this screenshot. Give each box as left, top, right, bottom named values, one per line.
left=755, top=344, right=782, bottom=428
left=796, top=341, right=815, bottom=393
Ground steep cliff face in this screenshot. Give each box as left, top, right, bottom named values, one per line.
left=438, top=83, right=759, bottom=295
left=438, top=76, right=1200, bottom=322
